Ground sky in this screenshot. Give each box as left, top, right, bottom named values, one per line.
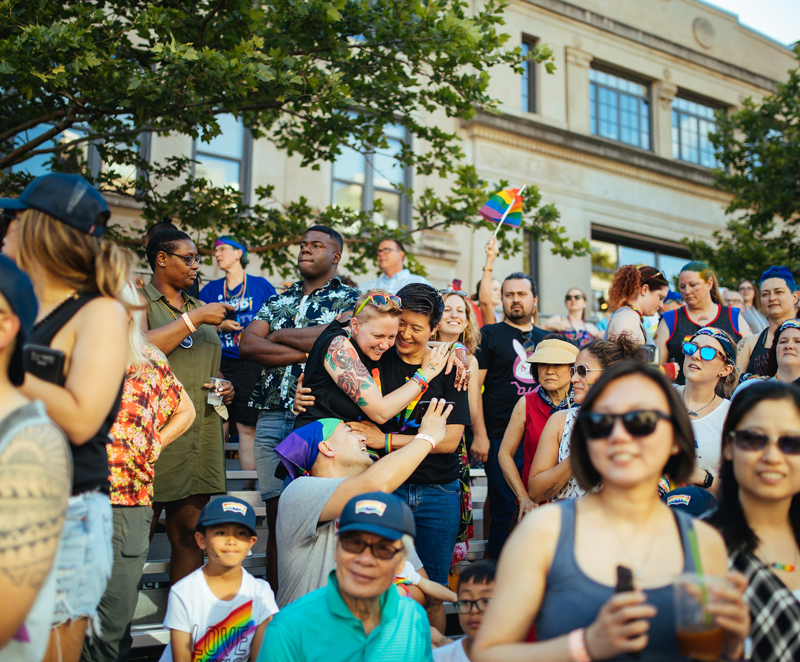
left=700, top=0, right=800, bottom=46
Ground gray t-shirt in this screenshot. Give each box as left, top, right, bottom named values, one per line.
left=275, top=476, right=422, bottom=607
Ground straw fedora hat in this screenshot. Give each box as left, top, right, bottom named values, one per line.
left=525, top=338, right=579, bottom=365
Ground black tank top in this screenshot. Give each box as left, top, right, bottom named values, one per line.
left=27, top=293, right=123, bottom=495
left=663, top=305, right=742, bottom=386
left=293, top=320, right=378, bottom=429
left=747, top=327, right=771, bottom=376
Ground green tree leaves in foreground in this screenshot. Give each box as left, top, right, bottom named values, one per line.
left=0, top=0, right=588, bottom=277
left=683, top=45, right=800, bottom=286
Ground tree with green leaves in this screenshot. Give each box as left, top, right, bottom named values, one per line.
left=683, top=45, right=800, bottom=287
left=0, top=0, right=587, bottom=278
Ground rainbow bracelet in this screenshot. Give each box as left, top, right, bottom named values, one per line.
left=448, top=342, right=467, bottom=354
left=385, top=433, right=393, bottom=454
left=411, top=369, right=429, bottom=393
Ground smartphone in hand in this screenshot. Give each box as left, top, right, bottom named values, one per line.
left=414, top=400, right=455, bottom=425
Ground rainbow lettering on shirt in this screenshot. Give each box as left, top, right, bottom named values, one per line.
left=191, top=600, right=255, bottom=661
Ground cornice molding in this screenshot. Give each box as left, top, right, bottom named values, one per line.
left=463, top=111, right=732, bottom=203
left=522, top=0, right=778, bottom=92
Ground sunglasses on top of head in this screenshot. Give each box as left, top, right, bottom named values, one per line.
left=439, top=289, right=469, bottom=299
left=579, top=410, right=673, bottom=440
left=682, top=342, right=725, bottom=362
left=355, top=293, right=402, bottom=315
left=728, top=429, right=800, bottom=455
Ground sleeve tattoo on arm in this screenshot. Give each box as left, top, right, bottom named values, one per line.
left=0, top=423, right=70, bottom=589
left=327, top=335, right=374, bottom=406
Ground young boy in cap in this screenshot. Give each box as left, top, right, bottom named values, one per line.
left=160, top=496, right=278, bottom=662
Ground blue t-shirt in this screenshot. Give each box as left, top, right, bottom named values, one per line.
left=199, top=274, right=276, bottom=359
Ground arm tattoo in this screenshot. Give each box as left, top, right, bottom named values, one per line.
left=737, top=338, right=747, bottom=353
left=542, top=481, right=561, bottom=500
left=328, top=335, right=374, bottom=406
left=0, top=423, right=70, bottom=589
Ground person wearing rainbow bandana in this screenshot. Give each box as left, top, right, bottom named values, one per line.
left=199, top=236, right=276, bottom=478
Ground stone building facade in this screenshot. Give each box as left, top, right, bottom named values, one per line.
left=111, top=0, right=796, bottom=315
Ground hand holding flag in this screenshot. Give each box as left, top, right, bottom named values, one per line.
left=479, top=185, right=526, bottom=237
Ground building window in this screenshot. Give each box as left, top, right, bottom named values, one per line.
left=521, top=37, right=537, bottom=113
left=589, top=69, right=650, bottom=150
left=193, top=113, right=251, bottom=201
left=10, top=124, right=100, bottom=177
left=590, top=234, right=688, bottom=314
left=331, top=122, right=410, bottom=229
left=671, top=97, right=719, bottom=168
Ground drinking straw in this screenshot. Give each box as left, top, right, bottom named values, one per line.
left=687, top=528, right=713, bottom=626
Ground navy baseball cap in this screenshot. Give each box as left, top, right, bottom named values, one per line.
left=196, top=496, right=257, bottom=536
left=0, top=255, right=38, bottom=385
left=338, top=492, right=416, bottom=541
left=662, top=486, right=717, bottom=518
left=0, top=173, right=110, bottom=237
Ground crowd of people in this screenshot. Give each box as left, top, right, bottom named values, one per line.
left=1, top=172, right=799, bottom=662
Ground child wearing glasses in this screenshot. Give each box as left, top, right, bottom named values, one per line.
left=434, top=561, right=496, bottom=661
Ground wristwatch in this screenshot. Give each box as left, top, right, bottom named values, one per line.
left=702, top=470, right=714, bottom=489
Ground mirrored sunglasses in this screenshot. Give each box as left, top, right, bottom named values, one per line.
left=682, top=342, right=724, bottom=362
left=570, top=364, right=604, bottom=379
left=355, top=293, right=402, bottom=316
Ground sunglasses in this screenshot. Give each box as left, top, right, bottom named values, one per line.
left=728, top=429, right=800, bottom=455
left=564, top=294, right=584, bottom=301
left=338, top=534, right=404, bottom=560
left=165, top=251, right=201, bottom=267
left=453, top=598, right=492, bottom=614
left=439, top=289, right=469, bottom=299
left=355, top=293, right=402, bottom=316
left=682, top=342, right=725, bottom=362
left=571, top=364, right=604, bottom=379
left=580, top=410, right=673, bottom=440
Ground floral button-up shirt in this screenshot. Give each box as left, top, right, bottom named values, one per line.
left=108, top=344, right=184, bottom=506
left=248, top=276, right=360, bottom=411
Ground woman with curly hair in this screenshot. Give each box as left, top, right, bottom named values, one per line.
left=605, top=265, right=669, bottom=360
left=528, top=334, right=648, bottom=503
left=656, top=261, right=751, bottom=385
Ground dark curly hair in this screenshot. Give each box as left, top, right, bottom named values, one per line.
left=607, top=265, right=669, bottom=311
left=582, top=334, right=650, bottom=368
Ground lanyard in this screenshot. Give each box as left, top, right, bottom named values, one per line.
left=224, top=273, right=247, bottom=312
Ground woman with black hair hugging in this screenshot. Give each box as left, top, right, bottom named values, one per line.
left=708, top=381, right=800, bottom=662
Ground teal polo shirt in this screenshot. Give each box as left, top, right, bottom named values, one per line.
left=260, top=571, right=433, bottom=662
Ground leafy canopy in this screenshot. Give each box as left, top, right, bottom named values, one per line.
left=683, top=45, right=800, bottom=286
left=0, top=0, right=588, bottom=276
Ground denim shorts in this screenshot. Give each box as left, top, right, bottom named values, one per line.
left=52, top=491, right=113, bottom=633
left=253, top=409, right=296, bottom=501
left=394, top=480, right=461, bottom=586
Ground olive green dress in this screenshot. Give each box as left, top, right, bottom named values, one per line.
left=140, top=283, right=226, bottom=502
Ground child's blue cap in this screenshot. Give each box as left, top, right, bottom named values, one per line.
left=196, top=496, right=257, bottom=536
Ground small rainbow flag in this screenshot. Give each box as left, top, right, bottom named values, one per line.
left=479, top=188, right=524, bottom=227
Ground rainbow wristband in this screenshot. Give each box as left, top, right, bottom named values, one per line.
left=448, top=342, right=467, bottom=354
left=411, top=370, right=429, bottom=393
left=385, top=433, right=393, bottom=454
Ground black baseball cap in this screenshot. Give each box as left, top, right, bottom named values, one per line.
left=0, top=173, right=110, bottom=237
left=338, top=492, right=416, bottom=541
left=196, top=496, right=257, bottom=536
left=0, top=255, right=38, bottom=385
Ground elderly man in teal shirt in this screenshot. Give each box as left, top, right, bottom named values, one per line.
left=260, top=492, right=432, bottom=662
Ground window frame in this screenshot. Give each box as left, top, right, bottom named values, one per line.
left=330, top=123, right=413, bottom=229
left=588, top=66, right=652, bottom=152
left=191, top=115, right=253, bottom=204
left=521, top=35, right=538, bottom=114
left=671, top=94, right=722, bottom=169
